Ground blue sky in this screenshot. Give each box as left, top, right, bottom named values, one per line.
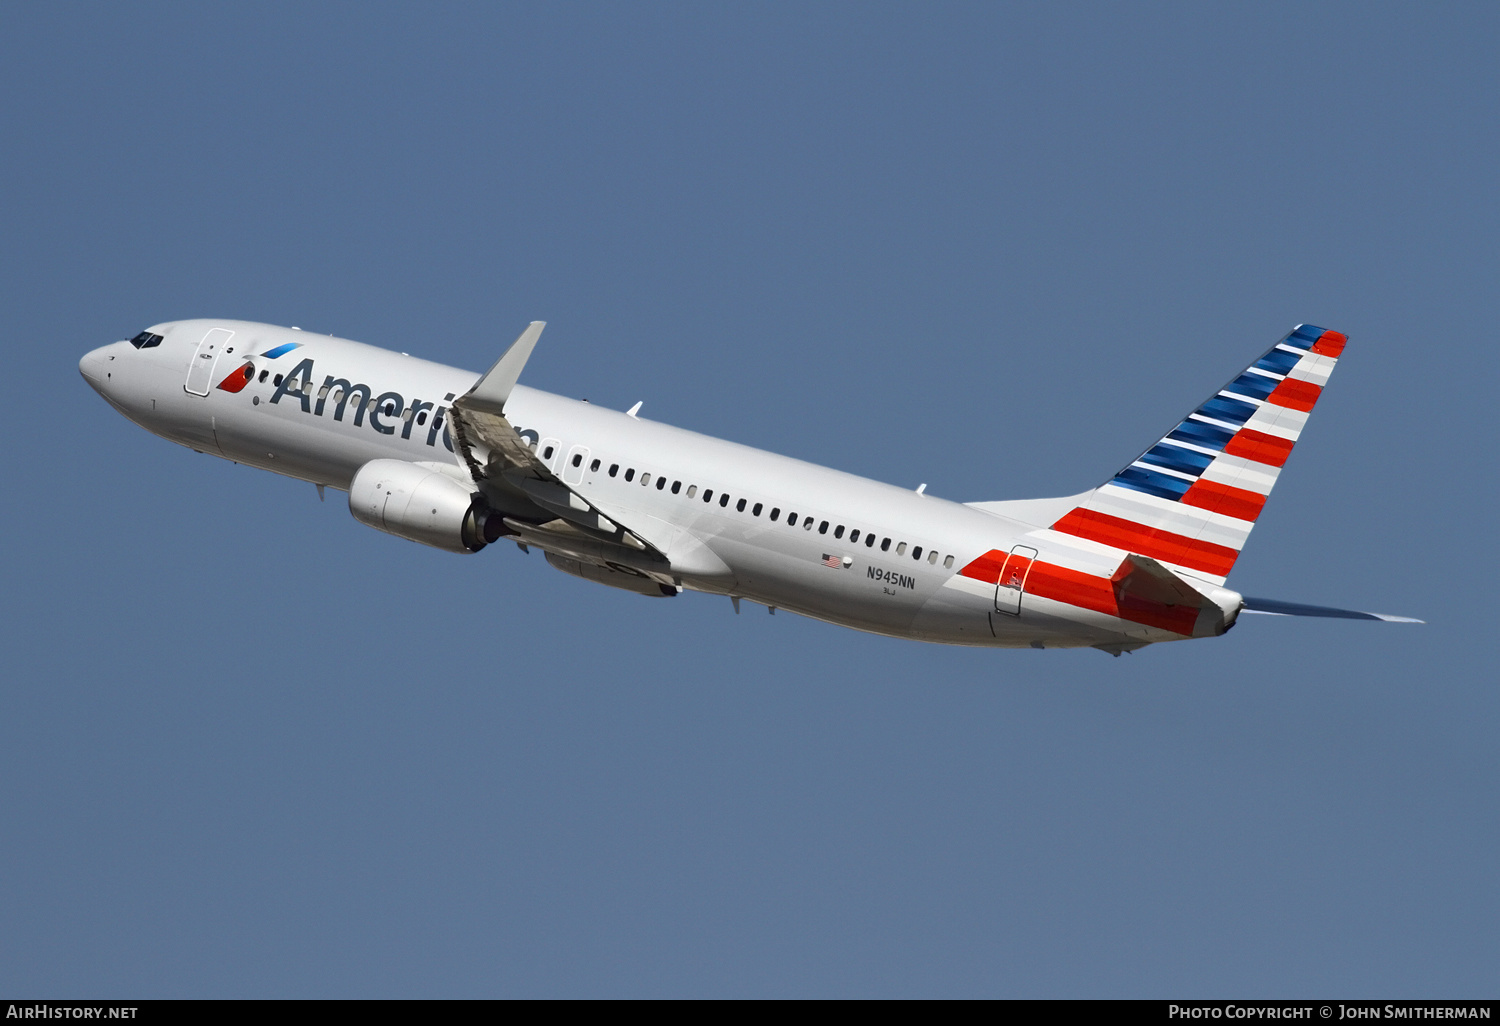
left=1, top=2, right=1495, bottom=997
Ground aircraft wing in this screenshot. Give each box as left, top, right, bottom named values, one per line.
left=447, top=323, right=730, bottom=583
left=448, top=322, right=663, bottom=552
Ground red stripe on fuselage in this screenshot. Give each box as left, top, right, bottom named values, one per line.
left=1049, top=508, right=1238, bottom=577
left=959, top=549, right=1008, bottom=583
left=958, top=549, right=1199, bottom=636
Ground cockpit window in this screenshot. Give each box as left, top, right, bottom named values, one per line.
left=130, top=331, right=164, bottom=349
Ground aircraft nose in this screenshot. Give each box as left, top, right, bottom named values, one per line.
left=79, top=344, right=116, bottom=395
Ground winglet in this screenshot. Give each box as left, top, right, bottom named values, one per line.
left=463, top=321, right=545, bottom=414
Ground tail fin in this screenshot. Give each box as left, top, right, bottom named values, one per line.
left=1046, top=324, right=1347, bottom=585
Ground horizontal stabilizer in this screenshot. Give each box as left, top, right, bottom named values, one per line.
left=1112, top=553, right=1210, bottom=609
left=1110, top=552, right=1234, bottom=637
left=1241, top=596, right=1423, bottom=623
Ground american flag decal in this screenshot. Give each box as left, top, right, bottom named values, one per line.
left=821, top=554, right=844, bottom=569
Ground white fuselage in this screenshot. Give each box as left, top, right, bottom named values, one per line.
left=80, top=319, right=1239, bottom=650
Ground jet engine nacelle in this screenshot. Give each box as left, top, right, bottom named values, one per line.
left=348, top=459, right=502, bottom=553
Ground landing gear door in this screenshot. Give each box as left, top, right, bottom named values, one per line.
left=995, top=545, right=1039, bottom=616
left=184, top=328, right=234, bottom=396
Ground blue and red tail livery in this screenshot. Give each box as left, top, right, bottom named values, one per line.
left=1047, top=324, right=1347, bottom=584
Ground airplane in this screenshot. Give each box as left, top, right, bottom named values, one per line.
left=78, top=319, right=1419, bottom=655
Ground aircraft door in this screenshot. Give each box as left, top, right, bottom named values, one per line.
left=184, top=328, right=234, bottom=396
left=994, top=544, right=1039, bottom=615
left=562, top=445, right=590, bottom=485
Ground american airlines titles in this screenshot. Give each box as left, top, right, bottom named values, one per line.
left=266, top=357, right=455, bottom=451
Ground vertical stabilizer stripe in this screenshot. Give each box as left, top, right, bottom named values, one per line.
left=1180, top=478, right=1267, bottom=522
left=1310, top=330, right=1347, bottom=358
left=1266, top=377, right=1322, bottom=413
left=1222, top=428, right=1296, bottom=467
left=1051, top=508, right=1238, bottom=577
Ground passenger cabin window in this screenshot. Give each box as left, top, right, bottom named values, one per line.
left=259, top=370, right=269, bottom=383
left=736, top=498, right=746, bottom=512
left=609, top=464, right=619, bottom=477
left=641, top=473, right=651, bottom=486
left=787, top=513, right=797, bottom=526
left=928, top=550, right=939, bottom=564
left=543, top=445, right=554, bottom=460
left=770, top=508, right=780, bottom=521
left=912, top=546, right=922, bottom=560
left=703, top=489, right=713, bottom=502
left=818, top=521, right=828, bottom=535
left=752, top=502, right=762, bottom=516
left=591, top=459, right=601, bottom=472
left=804, top=520, right=814, bottom=531
left=850, top=529, right=860, bottom=543
left=866, top=534, right=876, bottom=547
left=943, top=555, right=954, bottom=568
left=672, top=481, right=681, bottom=494
left=687, top=485, right=697, bottom=498
left=657, top=477, right=667, bottom=490
left=273, top=374, right=283, bottom=386
left=834, top=525, right=844, bottom=539
left=896, top=542, right=908, bottom=555
left=719, top=494, right=730, bottom=507
left=417, top=411, right=428, bottom=425
left=625, top=469, right=635, bottom=482
left=881, top=538, right=891, bottom=551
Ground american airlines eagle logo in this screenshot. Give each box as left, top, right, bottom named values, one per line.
left=214, top=341, right=304, bottom=393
